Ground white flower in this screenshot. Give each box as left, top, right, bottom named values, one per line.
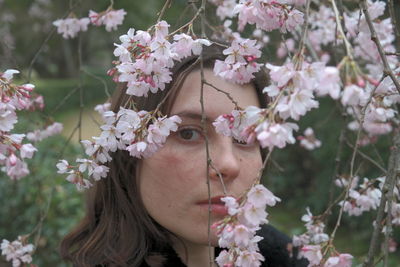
left=0, top=103, right=17, bottom=132
left=300, top=245, right=323, bottom=265
left=256, top=121, right=299, bottom=150
left=341, top=85, right=366, bottom=106
left=1, top=69, right=19, bottom=81
left=56, top=160, right=70, bottom=174
left=221, top=196, right=239, bottom=215
left=1, top=237, right=34, bottom=267
left=247, top=184, right=281, bottom=208
left=19, top=144, right=37, bottom=159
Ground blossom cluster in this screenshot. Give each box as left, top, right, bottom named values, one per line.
left=57, top=105, right=181, bottom=190
left=336, top=176, right=382, bottom=216
left=213, top=38, right=262, bottom=84
left=213, top=184, right=281, bottom=267
left=297, top=127, right=321, bottom=151
left=209, top=0, right=305, bottom=33
left=1, top=237, right=34, bottom=267
left=275, top=0, right=399, bottom=144
left=111, top=20, right=211, bottom=96
left=0, top=69, right=55, bottom=180
left=293, top=208, right=353, bottom=267
left=336, top=176, right=400, bottom=228
left=53, top=7, right=126, bottom=39
left=213, top=59, right=337, bottom=151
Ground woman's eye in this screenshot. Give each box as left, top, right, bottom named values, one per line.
left=178, top=128, right=201, bottom=141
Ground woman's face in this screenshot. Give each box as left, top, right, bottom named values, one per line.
left=138, top=69, right=262, bottom=246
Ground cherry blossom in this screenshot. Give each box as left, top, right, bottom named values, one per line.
left=298, top=127, right=321, bottom=150
left=53, top=17, right=90, bottom=39
left=1, top=237, right=34, bottom=267
left=89, top=8, right=126, bottom=32
left=213, top=39, right=262, bottom=84
left=213, top=184, right=280, bottom=266
left=324, top=254, right=353, bottom=267
left=299, top=245, right=323, bottom=266
left=234, top=0, right=304, bottom=33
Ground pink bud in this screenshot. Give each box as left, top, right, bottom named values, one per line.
left=107, top=68, right=117, bottom=76
left=357, top=77, right=365, bottom=88
left=9, top=153, right=18, bottom=166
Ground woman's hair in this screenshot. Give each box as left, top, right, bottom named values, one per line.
left=59, top=45, right=268, bottom=266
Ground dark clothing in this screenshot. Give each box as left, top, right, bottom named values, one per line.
left=141, top=224, right=308, bottom=267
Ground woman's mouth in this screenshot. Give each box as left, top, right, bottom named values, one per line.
left=196, top=196, right=228, bottom=216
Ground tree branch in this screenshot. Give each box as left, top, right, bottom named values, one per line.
left=363, top=131, right=400, bottom=267
left=360, top=0, right=400, bottom=94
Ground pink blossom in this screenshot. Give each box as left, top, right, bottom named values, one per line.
left=1, top=69, right=19, bottom=81
left=5, top=157, right=29, bottom=180
left=324, top=254, right=353, bottom=267
left=1, top=237, right=34, bottom=267
left=255, top=121, right=299, bottom=150
left=283, top=9, right=304, bottom=33
left=341, top=85, right=367, bottom=106
left=214, top=39, right=262, bottom=84
left=300, top=245, right=323, bottom=266
left=56, top=160, right=70, bottom=174
left=315, top=67, right=341, bottom=99
left=103, top=9, right=126, bottom=32
left=241, top=202, right=268, bottom=227
left=89, top=9, right=126, bottom=31
left=26, top=122, right=63, bottom=142
left=53, top=17, right=90, bottom=39
left=233, top=224, right=252, bottom=248
left=298, top=127, right=321, bottom=150
left=275, top=89, right=319, bottom=121
left=235, top=250, right=264, bottom=267
left=221, top=196, right=239, bottom=216
left=247, top=184, right=281, bottom=207
left=0, top=103, right=17, bottom=131
left=19, top=144, right=37, bottom=159
left=234, top=0, right=304, bottom=33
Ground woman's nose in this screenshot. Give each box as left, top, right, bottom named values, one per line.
left=209, top=137, right=240, bottom=182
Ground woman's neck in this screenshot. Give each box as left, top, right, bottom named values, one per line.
left=171, top=237, right=216, bottom=267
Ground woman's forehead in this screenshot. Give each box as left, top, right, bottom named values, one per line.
left=169, top=69, right=259, bottom=120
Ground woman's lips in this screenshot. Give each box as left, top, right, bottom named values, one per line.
left=197, top=196, right=228, bottom=216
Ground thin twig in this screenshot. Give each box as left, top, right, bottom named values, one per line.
left=329, top=75, right=383, bottom=241
left=203, top=80, right=240, bottom=109
left=387, top=0, right=400, bottom=49
left=81, top=68, right=111, bottom=98
left=331, top=0, right=354, bottom=60
left=294, top=0, right=311, bottom=68
left=344, top=139, right=387, bottom=175
left=169, top=6, right=203, bottom=36
left=363, top=131, right=400, bottom=267
left=326, top=128, right=345, bottom=225
left=77, top=34, right=84, bottom=145
left=360, top=0, right=400, bottom=94
left=27, top=27, right=57, bottom=82
left=198, top=0, right=214, bottom=266
left=156, top=0, right=172, bottom=23
left=50, top=86, right=80, bottom=114
left=385, top=52, right=400, bottom=56
left=27, top=1, right=80, bottom=82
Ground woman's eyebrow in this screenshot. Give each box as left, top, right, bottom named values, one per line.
left=172, top=111, right=211, bottom=122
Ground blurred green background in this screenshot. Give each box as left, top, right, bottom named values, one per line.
left=0, top=0, right=399, bottom=266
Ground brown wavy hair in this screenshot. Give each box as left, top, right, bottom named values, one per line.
left=59, top=45, right=268, bottom=266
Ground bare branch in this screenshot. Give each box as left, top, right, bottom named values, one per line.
left=156, top=0, right=173, bottom=23
left=363, top=131, right=400, bottom=267
left=203, top=80, right=240, bottom=109
left=388, top=0, right=400, bottom=49
left=360, top=0, right=400, bottom=94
